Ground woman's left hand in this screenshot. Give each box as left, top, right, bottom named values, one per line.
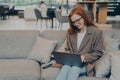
left=81, top=55, right=85, bottom=63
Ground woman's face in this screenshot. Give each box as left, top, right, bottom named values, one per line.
left=71, top=14, right=85, bottom=30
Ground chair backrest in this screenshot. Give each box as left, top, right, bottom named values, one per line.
left=54, top=10, right=61, bottom=22
left=3, top=5, right=9, bottom=11
left=0, top=5, right=5, bottom=15
left=47, top=8, right=56, bottom=18
left=34, top=9, right=43, bottom=20
left=55, top=10, right=68, bottom=23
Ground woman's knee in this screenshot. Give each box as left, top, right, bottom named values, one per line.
left=72, top=66, right=87, bottom=75
left=62, top=65, right=71, bottom=69
left=71, top=66, right=81, bottom=73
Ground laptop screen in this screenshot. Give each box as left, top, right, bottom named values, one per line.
left=52, top=51, right=83, bottom=67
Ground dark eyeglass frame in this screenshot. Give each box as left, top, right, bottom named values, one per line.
left=72, top=17, right=82, bottom=25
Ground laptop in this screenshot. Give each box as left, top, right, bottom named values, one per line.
left=52, top=51, right=83, bottom=67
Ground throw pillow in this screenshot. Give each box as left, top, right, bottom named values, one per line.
left=28, top=37, right=57, bottom=64
left=95, top=53, right=111, bottom=78
left=57, top=39, right=70, bottom=53
left=103, top=35, right=120, bottom=52
left=110, top=51, right=120, bottom=80
left=57, top=39, right=66, bottom=52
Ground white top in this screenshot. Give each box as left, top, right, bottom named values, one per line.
left=77, top=30, right=86, bottom=49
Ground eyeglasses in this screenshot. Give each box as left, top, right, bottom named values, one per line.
left=72, top=17, right=82, bottom=25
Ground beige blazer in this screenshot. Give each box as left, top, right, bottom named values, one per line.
left=65, top=26, right=104, bottom=76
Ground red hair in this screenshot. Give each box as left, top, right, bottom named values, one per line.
left=68, top=7, right=96, bottom=34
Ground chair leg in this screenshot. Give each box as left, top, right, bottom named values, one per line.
left=36, top=19, right=38, bottom=27
left=54, top=18, right=58, bottom=29
left=39, top=20, right=42, bottom=29
left=45, top=20, right=48, bottom=29
left=58, top=23, right=63, bottom=30
left=60, top=23, right=63, bottom=30
left=36, top=19, right=39, bottom=30
left=58, top=23, right=61, bottom=30
left=49, top=19, right=52, bottom=28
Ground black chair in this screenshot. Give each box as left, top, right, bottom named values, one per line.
left=6, top=6, right=16, bottom=17
left=34, top=9, right=52, bottom=28
left=47, top=8, right=56, bottom=18
left=47, top=8, right=56, bottom=28
left=0, top=5, right=4, bottom=19
left=0, top=5, right=9, bottom=20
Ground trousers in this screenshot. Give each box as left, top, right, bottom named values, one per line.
left=56, top=65, right=86, bottom=80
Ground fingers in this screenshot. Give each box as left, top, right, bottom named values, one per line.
left=51, top=63, right=63, bottom=68
left=81, top=55, right=85, bottom=63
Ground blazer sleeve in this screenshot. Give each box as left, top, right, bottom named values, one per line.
left=58, top=33, right=70, bottom=53
left=82, top=30, right=104, bottom=63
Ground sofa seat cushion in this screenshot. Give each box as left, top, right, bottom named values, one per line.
left=41, top=66, right=109, bottom=80
left=79, top=77, right=109, bottom=80
left=41, top=67, right=60, bottom=80
left=0, top=59, right=41, bottom=80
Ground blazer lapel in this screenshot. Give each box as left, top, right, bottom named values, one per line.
left=70, top=33, right=77, bottom=53
left=77, top=27, right=93, bottom=53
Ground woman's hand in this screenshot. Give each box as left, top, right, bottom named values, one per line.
left=51, top=63, right=63, bottom=68
left=81, top=55, right=85, bottom=63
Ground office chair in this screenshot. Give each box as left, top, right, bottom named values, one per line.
left=54, top=10, right=68, bottom=30
left=34, top=9, right=51, bottom=29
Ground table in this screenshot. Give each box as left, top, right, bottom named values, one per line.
left=47, top=8, right=56, bottom=28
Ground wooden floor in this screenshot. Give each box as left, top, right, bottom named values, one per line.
left=0, top=15, right=120, bottom=30
left=0, top=16, right=69, bottom=31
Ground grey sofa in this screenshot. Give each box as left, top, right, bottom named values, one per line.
left=41, top=29, right=120, bottom=80
left=0, top=29, right=119, bottom=80
left=0, top=30, right=41, bottom=80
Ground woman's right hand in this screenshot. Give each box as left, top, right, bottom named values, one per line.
left=51, top=63, right=63, bottom=68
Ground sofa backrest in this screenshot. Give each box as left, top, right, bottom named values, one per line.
left=103, top=29, right=120, bottom=39
left=42, top=30, right=67, bottom=50
left=42, top=29, right=120, bottom=51
left=0, top=30, right=40, bottom=59
left=102, top=29, right=120, bottom=51
left=1, top=29, right=119, bottom=59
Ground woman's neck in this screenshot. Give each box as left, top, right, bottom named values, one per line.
left=79, top=26, right=87, bottom=33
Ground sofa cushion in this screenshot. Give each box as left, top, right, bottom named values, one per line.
left=110, top=51, right=120, bottom=80
left=103, top=35, right=120, bottom=51
left=28, top=37, right=57, bottom=63
left=0, top=59, right=40, bottom=80
left=0, top=30, right=40, bottom=59
left=42, top=30, right=67, bottom=50
left=41, top=67, right=60, bottom=80
left=57, top=39, right=67, bottom=52
left=111, top=29, right=120, bottom=39
left=103, top=29, right=120, bottom=39
left=95, top=54, right=111, bottom=78
left=103, top=30, right=114, bottom=38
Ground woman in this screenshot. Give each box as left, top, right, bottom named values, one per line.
left=39, top=1, right=47, bottom=17
left=55, top=7, right=104, bottom=80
